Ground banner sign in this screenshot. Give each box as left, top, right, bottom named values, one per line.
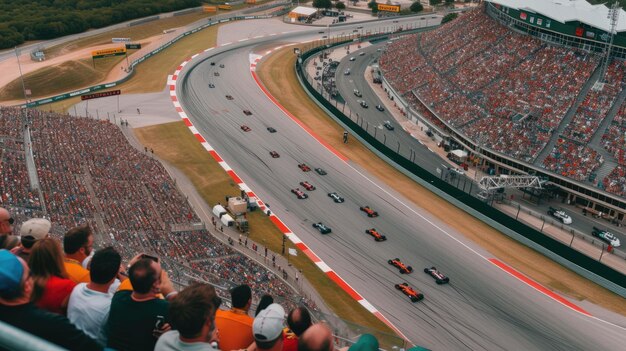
left=92, top=47, right=126, bottom=59
left=81, top=90, right=121, bottom=101
left=112, top=38, right=131, bottom=43
left=125, top=43, right=142, bottom=49
left=378, top=4, right=400, bottom=12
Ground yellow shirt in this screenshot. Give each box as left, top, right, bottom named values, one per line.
left=215, top=308, right=254, bottom=351
left=64, top=259, right=90, bottom=283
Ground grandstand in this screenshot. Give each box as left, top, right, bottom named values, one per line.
left=0, top=106, right=312, bottom=312
left=379, top=0, right=626, bottom=224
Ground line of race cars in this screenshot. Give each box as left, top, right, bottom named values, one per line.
left=220, top=89, right=445, bottom=304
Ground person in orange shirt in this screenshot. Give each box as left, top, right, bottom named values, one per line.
left=63, top=224, right=94, bottom=283
left=215, top=284, right=254, bottom=351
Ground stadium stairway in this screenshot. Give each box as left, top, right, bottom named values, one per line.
left=586, top=87, right=626, bottom=184
left=533, top=63, right=603, bottom=166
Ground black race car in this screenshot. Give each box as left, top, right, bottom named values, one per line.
left=315, top=168, right=327, bottom=175
left=383, top=121, right=394, bottom=130
left=312, top=222, right=332, bottom=234
left=376, top=105, right=385, bottom=112
left=219, top=64, right=225, bottom=68
left=225, top=95, right=234, bottom=100
left=243, top=110, right=252, bottom=116
left=214, top=72, right=220, bottom=76
left=291, top=188, right=308, bottom=199
left=365, top=228, right=387, bottom=242
left=267, top=127, right=277, bottom=133
left=424, top=267, right=450, bottom=284
left=395, top=283, right=424, bottom=302
left=388, top=258, right=412, bottom=274
left=269, top=151, right=280, bottom=158
left=327, top=192, right=344, bottom=203
left=208, top=83, right=215, bottom=88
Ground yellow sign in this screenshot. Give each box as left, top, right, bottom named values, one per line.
left=218, top=4, right=232, bottom=10
left=378, top=4, right=400, bottom=12
left=203, top=5, right=217, bottom=12
left=91, top=47, right=126, bottom=58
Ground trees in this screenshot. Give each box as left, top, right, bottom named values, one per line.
left=441, top=12, right=458, bottom=24
left=430, top=0, right=442, bottom=5
left=313, top=0, right=333, bottom=10
left=410, top=1, right=424, bottom=13
left=368, top=0, right=379, bottom=14
left=335, top=1, right=346, bottom=10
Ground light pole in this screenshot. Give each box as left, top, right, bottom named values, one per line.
left=14, top=47, right=28, bottom=106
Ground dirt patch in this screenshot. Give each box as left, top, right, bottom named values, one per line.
left=256, top=46, right=626, bottom=317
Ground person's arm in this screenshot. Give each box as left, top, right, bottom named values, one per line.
left=39, top=311, right=104, bottom=351
left=159, top=271, right=177, bottom=300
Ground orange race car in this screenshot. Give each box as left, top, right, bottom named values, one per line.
left=388, top=258, right=412, bottom=274
left=365, top=228, right=387, bottom=242
left=359, top=206, right=378, bottom=217
left=395, top=282, right=424, bottom=302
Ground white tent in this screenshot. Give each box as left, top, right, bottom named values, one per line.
left=212, top=204, right=227, bottom=218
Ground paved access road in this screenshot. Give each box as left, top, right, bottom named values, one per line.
left=176, top=20, right=626, bottom=350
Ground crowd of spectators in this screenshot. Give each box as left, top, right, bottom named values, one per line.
left=0, top=106, right=315, bottom=339
left=379, top=4, right=612, bottom=169
left=563, top=60, right=626, bottom=144
left=601, top=101, right=626, bottom=196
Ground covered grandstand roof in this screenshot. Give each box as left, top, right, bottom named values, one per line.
left=289, top=6, right=318, bottom=16
left=487, top=0, right=626, bottom=33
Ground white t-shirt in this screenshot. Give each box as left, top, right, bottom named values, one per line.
left=155, top=330, right=220, bottom=351
left=67, top=283, right=113, bottom=346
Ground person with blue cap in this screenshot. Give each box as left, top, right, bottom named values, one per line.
left=0, top=249, right=102, bottom=350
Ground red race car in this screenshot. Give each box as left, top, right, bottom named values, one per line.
left=359, top=206, right=378, bottom=217
left=291, top=188, right=308, bottom=199
left=299, top=181, right=316, bottom=191
left=269, top=151, right=280, bottom=158
left=395, top=283, right=424, bottom=302
left=388, top=258, right=412, bottom=274
left=240, top=125, right=251, bottom=132
left=365, top=228, right=387, bottom=242
left=298, top=163, right=311, bottom=172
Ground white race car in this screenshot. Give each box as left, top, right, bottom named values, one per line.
left=592, top=227, right=621, bottom=247
left=547, top=207, right=572, bottom=224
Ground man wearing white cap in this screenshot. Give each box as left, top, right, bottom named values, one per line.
left=11, top=218, right=51, bottom=262
left=250, top=303, right=285, bottom=351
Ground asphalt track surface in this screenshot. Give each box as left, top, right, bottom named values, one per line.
left=176, top=22, right=626, bottom=350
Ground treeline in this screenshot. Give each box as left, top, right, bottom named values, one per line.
left=0, top=0, right=201, bottom=49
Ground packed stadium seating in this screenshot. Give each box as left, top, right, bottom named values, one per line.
left=0, top=106, right=308, bottom=312
left=379, top=3, right=619, bottom=175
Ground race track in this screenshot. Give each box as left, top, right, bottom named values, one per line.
left=176, top=20, right=626, bottom=350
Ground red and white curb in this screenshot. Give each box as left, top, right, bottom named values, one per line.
left=167, top=44, right=408, bottom=340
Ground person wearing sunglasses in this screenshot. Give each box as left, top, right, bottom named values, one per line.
left=0, top=207, right=19, bottom=250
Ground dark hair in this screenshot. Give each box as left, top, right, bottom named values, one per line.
left=230, top=284, right=251, bottom=309
left=89, top=247, right=121, bottom=284
left=169, top=282, right=222, bottom=339
left=20, top=236, right=36, bottom=249
left=255, top=294, right=274, bottom=317
left=256, top=333, right=283, bottom=350
left=63, top=224, right=92, bottom=255
left=288, top=306, right=312, bottom=336
left=129, top=258, right=159, bottom=294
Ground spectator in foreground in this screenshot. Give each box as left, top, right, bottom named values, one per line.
left=298, top=323, right=335, bottom=351
left=283, top=306, right=313, bottom=351
left=0, top=207, right=19, bottom=250
left=63, top=224, right=94, bottom=283
left=345, top=334, right=379, bottom=351
left=0, top=249, right=102, bottom=351
left=29, top=238, right=77, bottom=315
left=12, top=218, right=50, bottom=262
left=106, top=257, right=172, bottom=351
left=255, top=294, right=274, bottom=317
left=155, top=282, right=222, bottom=351
left=67, top=246, right=121, bottom=346
left=215, top=284, right=254, bottom=351
left=251, top=303, right=285, bottom=351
